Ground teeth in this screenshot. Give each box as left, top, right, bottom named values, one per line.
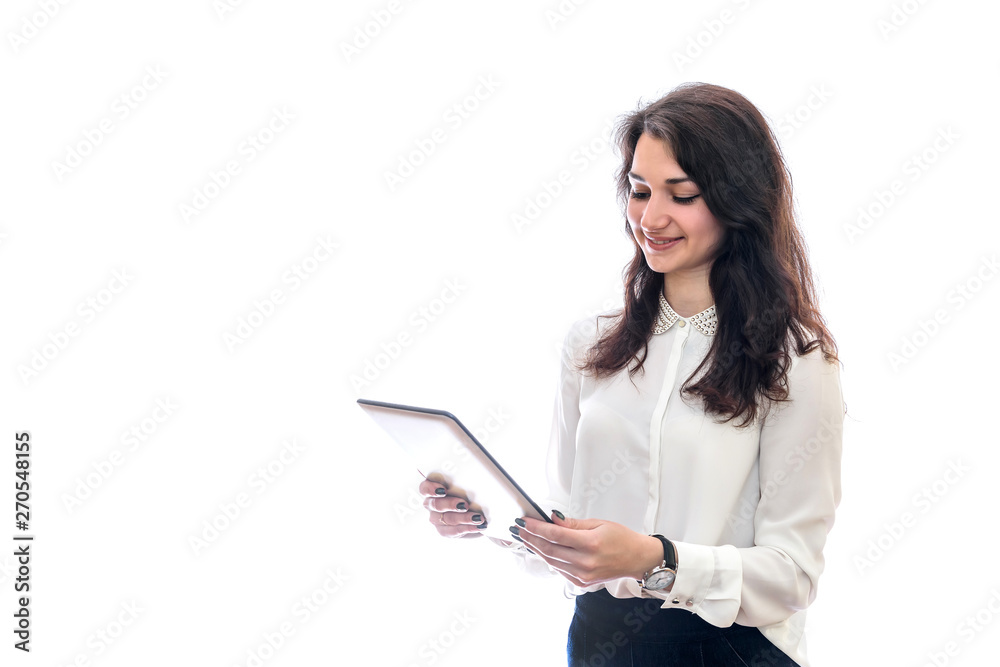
left=650, top=238, right=679, bottom=245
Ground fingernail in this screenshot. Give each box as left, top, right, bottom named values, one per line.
left=471, top=514, right=482, bottom=523
left=511, top=535, right=523, bottom=542
left=515, top=518, right=526, bottom=528
left=509, top=525, right=520, bottom=536
left=526, top=548, right=535, bottom=555
left=552, top=509, right=565, bottom=520
left=435, top=488, right=446, bottom=496
left=476, top=523, right=488, bottom=530
left=456, top=502, right=467, bottom=511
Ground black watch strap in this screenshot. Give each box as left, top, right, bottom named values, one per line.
left=650, top=534, right=676, bottom=569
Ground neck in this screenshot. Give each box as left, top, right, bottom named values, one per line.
left=663, top=269, right=713, bottom=317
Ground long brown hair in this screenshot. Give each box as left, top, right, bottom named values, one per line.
left=580, top=82, right=839, bottom=427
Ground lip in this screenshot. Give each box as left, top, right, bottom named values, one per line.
left=644, top=236, right=683, bottom=251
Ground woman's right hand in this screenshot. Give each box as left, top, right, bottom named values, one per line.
left=418, top=478, right=489, bottom=538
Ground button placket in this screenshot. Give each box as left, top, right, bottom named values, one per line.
left=643, top=325, right=689, bottom=532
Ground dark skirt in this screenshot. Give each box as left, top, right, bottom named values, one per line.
left=567, top=588, right=801, bottom=666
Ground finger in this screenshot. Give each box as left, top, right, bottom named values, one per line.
left=514, top=533, right=585, bottom=582
left=513, top=527, right=577, bottom=566
left=429, top=508, right=486, bottom=526
left=517, top=516, right=589, bottom=550
left=431, top=516, right=488, bottom=538
left=422, top=496, right=475, bottom=513
left=418, top=478, right=449, bottom=497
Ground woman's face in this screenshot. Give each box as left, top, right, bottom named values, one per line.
left=626, top=133, right=725, bottom=279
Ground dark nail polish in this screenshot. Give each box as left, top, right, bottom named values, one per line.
left=509, top=525, right=520, bottom=536
left=477, top=523, right=488, bottom=529
left=456, top=502, right=467, bottom=510
left=435, top=488, right=446, bottom=496
left=511, top=535, right=523, bottom=542
left=515, top=518, right=526, bottom=528
left=471, top=514, right=482, bottom=523
left=552, top=509, right=565, bottom=520
left=526, top=548, right=535, bottom=555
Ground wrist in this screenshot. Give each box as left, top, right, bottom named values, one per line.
left=633, top=534, right=666, bottom=580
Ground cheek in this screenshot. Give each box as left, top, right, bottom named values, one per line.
left=626, top=201, right=644, bottom=229
left=691, top=212, right=724, bottom=248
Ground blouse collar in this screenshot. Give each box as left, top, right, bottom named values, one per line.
left=653, top=292, right=718, bottom=337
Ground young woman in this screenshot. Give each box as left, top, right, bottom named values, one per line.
left=419, top=82, right=844, bottom=667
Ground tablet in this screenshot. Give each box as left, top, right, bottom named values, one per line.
left=357, top=398, right=553, bottom=540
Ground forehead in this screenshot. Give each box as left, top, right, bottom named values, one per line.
left=631, top=133, right=683, bottom=172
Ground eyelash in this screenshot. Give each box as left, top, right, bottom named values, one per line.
left=629, top=192, right=700, bottom=205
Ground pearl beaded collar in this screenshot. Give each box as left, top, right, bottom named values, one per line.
left=653, top=293, right=718, bottom=336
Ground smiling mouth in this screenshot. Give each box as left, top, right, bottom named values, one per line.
left=647, top=236, right=682, bottom=245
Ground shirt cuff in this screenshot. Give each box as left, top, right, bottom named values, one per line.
left=667, top=540, right=742, bottom=626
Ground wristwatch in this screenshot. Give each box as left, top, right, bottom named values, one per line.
left=640, top=534, right=677, bottom=591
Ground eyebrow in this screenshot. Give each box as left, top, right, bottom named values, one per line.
left=627, top=171, right=692, bottom=185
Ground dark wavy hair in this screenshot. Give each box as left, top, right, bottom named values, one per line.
left=579, top=82, right=839, bottom=427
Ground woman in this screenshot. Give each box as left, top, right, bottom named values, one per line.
left=419, top=82, right=844, bottom=667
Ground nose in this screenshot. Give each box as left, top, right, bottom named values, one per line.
left=639, top=192, right=672, bottom=232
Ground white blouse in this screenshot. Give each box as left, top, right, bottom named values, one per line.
left=503, top=296, right=844, bottom=667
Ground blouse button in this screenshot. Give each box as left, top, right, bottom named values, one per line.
left=678, top=320, right=686, bottom=328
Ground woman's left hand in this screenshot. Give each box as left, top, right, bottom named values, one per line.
left=513, top=512, right=661, bottom=588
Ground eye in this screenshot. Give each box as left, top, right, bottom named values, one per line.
left=629, top=191, right=701, bottom=204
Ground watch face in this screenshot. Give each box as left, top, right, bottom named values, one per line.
left=645, top=569, right=676, bottom=590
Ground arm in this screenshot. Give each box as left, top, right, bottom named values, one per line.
left=493, top=322, right=585, bottom=575
left=665, top=347, right=845, bottom=626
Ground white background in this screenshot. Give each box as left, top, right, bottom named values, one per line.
left=2, top=0, right=998, bottom=665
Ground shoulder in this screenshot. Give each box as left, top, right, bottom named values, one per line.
left=783, top=337, right=843, bottom=404
left=561, top=309, right=621, bottom=366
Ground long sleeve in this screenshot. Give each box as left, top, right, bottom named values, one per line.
left=495, top=322, right=586, bottom=577
left=663, top=346, right=845, bottom=629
